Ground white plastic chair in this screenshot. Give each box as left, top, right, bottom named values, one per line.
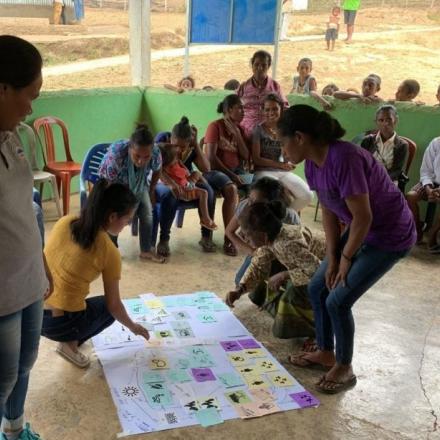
left=16, top=122, right=62, bottom=217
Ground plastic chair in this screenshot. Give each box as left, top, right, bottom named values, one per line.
left=79, top=143, right=110, bottom=209
left=33, top=116, right=81, bottom=215
left=16, top=122, right=62, bottom=217
left=397, top=136, right=417, bottom=193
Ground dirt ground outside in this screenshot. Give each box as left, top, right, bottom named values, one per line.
left=1, top=4, right=440, bottom=103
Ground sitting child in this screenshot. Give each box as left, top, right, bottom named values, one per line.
left=322, top=83, right=339, bottom=96
left=406, top=137, right=440, bottom=251
left=290, top=57, right=332, bottom=109
left=225, top=200, right=326, bottom=342
left=361, top=104, right=409, bottom=186
left=325, top=6, right=341, bottom=51
left=164, top=76, right=195, bottom=94
left=224, top=79, right=240, bottom=92
left=159, top=143, right=217, bottom=231
left=334, top=74, right=383, bottom=103
left=393, top=79, right=421, bottom=103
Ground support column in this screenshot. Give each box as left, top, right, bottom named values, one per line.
left=129, top=0, right=151, bottom=86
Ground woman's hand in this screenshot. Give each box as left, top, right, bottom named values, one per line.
left=226, top=290, right=242, bottom=308
left=130, top=323, right=150, bottom=341
left=268, top=271, right=289, bottom=291
left=170, top=182, right=183, bottom=199
left=189, top=171, right=202, bottom=183
left=280, top=162, right=295, bottom=171
left=224, top=117, right=240, bottom=137
left=232, top=174, right=245, bottom=186
left=332, top=256, right=352, bottom=289
left=325, top=258, right=339, bottom=290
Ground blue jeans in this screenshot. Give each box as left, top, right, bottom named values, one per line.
left=136, top=189, right=154, bottom=253
left=0, top=300, right=43, bottom=430
left=41, top=296, right=114, bottom=346
left=155, top=181, right=216, bottom=242
left=32, top=202, right=44, bottom=248
left=308, top=239, right=410, bottom=365
left=235, top=255, right=253, bottom=286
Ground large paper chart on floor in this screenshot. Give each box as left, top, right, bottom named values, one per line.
left=93, top=292, right=319, bottom=436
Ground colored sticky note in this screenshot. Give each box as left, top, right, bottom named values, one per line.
left=187, top=347, right=215, bottom=367
left=167, top=369, right=192, bottom=383
left=244, top=348, right=266, bottom=358
left=234, top=402, right=261, bottom=419
left=143, top=382, right=173, bottom=408
left=255, top=359, right=279, bottom=373
left=197, top=313, right=217, bottom=323
left=181, top=399, right=200, bottom=413
left=195, top=291, right=217, bottom=300
left=195, top=408, right=223, bottom=427
left=143, top=371, right=164, bottom=383
left=238, top=338, right=261, bottom=349
left=220, top=340, right=242, bottom=352
left=249, top=388, right=275, bottom=403
left=175, top=358, right=191, bottom=369
left=152, top=308, right=170, bottom=318
left=197, top=396, right=221, bottom=410
left=237, top=365, right=257, bottom=377
left=145, top=299, right=165, bottom=309
left=227, top=353, right=250, bottom=367
left=149, top=357, right=169, bottom=370
left=245, top=375, right=270, bottom=389
left=124, top=299, right=147, bottom=315
left=218, top=372, right=245, bottom=388
left=290, top=391, right=320, bottom=408
left=267, top=372, right=295, bottom=387
left=211, top=302, right=230, bottom=312
left=225, top=390, right=252, bottom=405
left=191, top=368, right=216, bottom=382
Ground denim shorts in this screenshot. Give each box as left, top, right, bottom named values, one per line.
left=344, top=9, right=357, bottom=25
left=204, top=170, right=233, bottom=191
left=325, top=28, right=338, bottom=41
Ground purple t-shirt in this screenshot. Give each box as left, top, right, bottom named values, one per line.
left=305, top=141, right=416, bottom=251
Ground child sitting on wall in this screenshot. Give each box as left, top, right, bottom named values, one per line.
left=389, top=79, right=424, bottom=105
left=322, top=83, right=339, bottom=96
left=290, top=58, right=332, bottom=110
left=164, top=76, right=196, bottom=93
left=159, top=143, right=217, bottom=231
left=333, top=74, right=383, bottom=104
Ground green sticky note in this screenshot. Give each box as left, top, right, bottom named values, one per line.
left=195, top=408, right=223, bottom=427
left=143, top=371, right=164, bottom=383
left=167, top=369, right=192, bottom=383
left=218, top=372, right=245, bottom=388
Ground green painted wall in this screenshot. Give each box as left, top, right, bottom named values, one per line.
left=28, top=87, right=440, bottom=200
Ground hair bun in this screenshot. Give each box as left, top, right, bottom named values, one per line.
left=180, top=116, right=189, bottom=125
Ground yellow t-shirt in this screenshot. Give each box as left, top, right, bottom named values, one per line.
left=44, top=215, right=121, bottom=312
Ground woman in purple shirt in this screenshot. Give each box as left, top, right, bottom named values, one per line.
left=278, top=105, right=416, bottom=394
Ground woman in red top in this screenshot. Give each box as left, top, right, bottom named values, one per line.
left=204, top=94, right=251, bottom=255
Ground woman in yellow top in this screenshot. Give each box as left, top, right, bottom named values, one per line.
left=42, top=180, right=150, bottom=368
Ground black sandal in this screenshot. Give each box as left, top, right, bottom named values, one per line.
left=223, top=240, right=237, bottom=257
left=156, top=240, right=170, bottom=257
left=199, top=238, right=217, bottom=253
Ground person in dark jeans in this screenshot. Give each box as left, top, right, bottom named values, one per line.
left=155, top=117, right=217, bottom=256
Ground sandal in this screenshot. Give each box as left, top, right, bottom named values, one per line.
left=288, top=353, right=333, bottom=371
left=56, top=343, right=90, bottom=368
left=156, top=240, right=170, bottom=257
left=223, top=239, right=237, bottom=257
left=200, top=220, right=218, bottom=231
left=199, top=238, right=217, bottom=253
left=315, top=374, right=357, bottom=394
left=140, top=251, right=166, bottom=264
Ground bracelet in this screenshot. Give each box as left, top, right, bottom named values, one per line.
left=342, top=252, right=352, bottom=262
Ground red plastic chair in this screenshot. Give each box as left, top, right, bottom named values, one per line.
left=33, top=116, right=81, bottom=215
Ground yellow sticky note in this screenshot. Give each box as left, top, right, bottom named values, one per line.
left=227, top=353, right=250, bottom=367
left=145, top=299, right=165, bottom=309
left=255, top=358, right=279, bottom=374
left=244, top=348, right=266, bottom=358
left=267, top=372, right=295, bottom=387
left=245, top=374, right=270, bottom=389
left=149, top=357, right=169, bottom=370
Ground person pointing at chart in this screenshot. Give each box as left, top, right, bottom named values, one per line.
left=41, top=180, right=150, bottom=368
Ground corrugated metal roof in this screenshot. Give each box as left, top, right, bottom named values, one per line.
left=0, top=0, right=74, bottom=6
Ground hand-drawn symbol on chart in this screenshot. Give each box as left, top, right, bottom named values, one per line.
left=232, top=356, right=245, bottom=362
left=273, top=375, right=287, bottom=385
left=122, top=386, right=139, bottom=397
left=149, top=383, right=164, bottom=390
left=177, top=329, right=192, bottom=337
left=152, top=393, right=165, bottom=403
left=184, top=400, right=199, bottom=411
left=152, top=359, right=167, bottom=369
left=165, top=412, right=178, bottom=424
left=199, top=398, right=219, bottom=409
left=241, top=368, right=254, bottom=373
left=158, top=331, right=171, bottom=338
left=251, top=379, right=265, bottom=386
left=260, top=361, right=274, bottom=369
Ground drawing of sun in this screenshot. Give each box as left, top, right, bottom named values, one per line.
left=122, top=386, right=139, bottom=397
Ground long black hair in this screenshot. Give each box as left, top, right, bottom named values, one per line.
left=251, top=177, right=292, bottom=207
left=71, top=179, right=137, bottom=249
left=130, top=123, right=153, bottom=148
left=171, top=116, right=192, bottom=141
left=0, top=35, right=43, bottom=89
left=217, top=94, right=242, bottom=114
left=277, top=105, right=346, bottom=145
left=239, top=200, right=286, bottom=242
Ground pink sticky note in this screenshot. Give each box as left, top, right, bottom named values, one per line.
left=220, top=341, right=242, bottom=352
left=191, top=368, right=216, bottom=382
left=238, top=338, right=261, bottom=349
left=290, top=391, right=320, bottom=408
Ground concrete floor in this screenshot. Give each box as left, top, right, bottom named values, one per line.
left=29, top=196, right=440, bottom=440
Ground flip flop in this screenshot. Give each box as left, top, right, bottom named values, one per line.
left=223, top=240, right=237, bottom=257
left=301, top=338, right=318, bottom=353
left=198, top=239, right=217, bottom=253
left=315, top=375, right=357, bottom=395
left=288, top=353, right=333, bottom=371
left=200, top=221, right=218, bottom=231
left=140, top=252, right=166, bottom=264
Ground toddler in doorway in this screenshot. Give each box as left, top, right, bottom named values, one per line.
left=159, top=143, right=217, bottom=231
left=325, top=6, right=341, bottom=51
